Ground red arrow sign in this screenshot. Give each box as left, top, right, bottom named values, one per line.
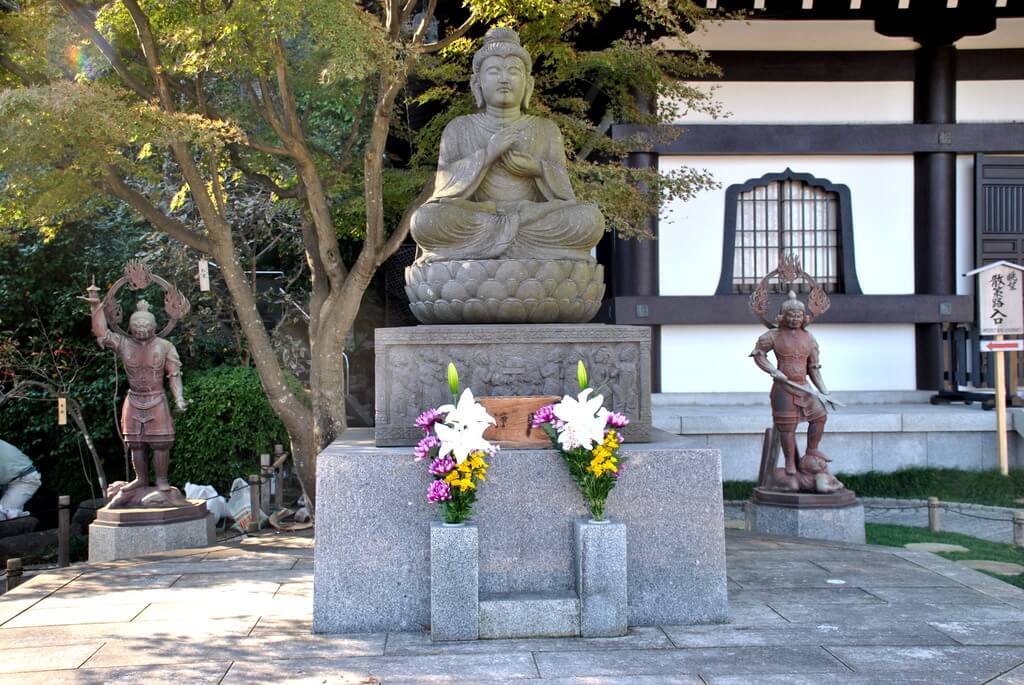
left=980, top=340, right=1024, bottom=352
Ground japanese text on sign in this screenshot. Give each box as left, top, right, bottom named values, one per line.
left=979, top=264, right=1024, bottom=335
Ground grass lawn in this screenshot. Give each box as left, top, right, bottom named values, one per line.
left=866, top=522, right=1024, bottom=590
left=725, top=467, right=1024, bottom=507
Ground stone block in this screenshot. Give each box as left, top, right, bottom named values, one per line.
left=746, top=502, right=865, bottom=544
left=817, top=432, right=872, bottom=474
left=88, top=513, right=215, bottom=562
left=873, top=432, right=928, bottom=472
left=927, top=432, right=983, bottom=469
left=429, top=522, right=479, bottom=641
left=374, top=324, right=650, bottom=446
left=478, top=592, right=580, bottom=638
left=713, top=434, right=763, bottom=482
left=312, top=429, right=728, bottom=633
left=574, top=518, right=628, bottom=638
left=903, top=410, right=996, bottom=432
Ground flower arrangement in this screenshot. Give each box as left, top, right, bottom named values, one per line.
left=415, top=364, right=497, bottom=524
left=532, top=361, right=630, bottom=521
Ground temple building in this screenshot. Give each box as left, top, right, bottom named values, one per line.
left=601, top=0, right=1024, bottom=396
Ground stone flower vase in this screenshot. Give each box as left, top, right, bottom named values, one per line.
left=430, top=521, right=479, bottom=641
left=574, top=517, right=628, bottom=637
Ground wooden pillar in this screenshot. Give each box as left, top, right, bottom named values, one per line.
left=913, top=41, right=958, bottom=391
left=601, top=91, right=661, bottom=391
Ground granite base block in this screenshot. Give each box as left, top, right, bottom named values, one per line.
left=746, top=501, right=866, bottom=544
left=574, top=518, right=628, bottom=637
left=88, top=513, right=216, bottom=562
left=312, top=428, right=728, bottom=633
left=430, top=522, right=479, bottom=641
left=374, top=324, right=651, bottom=446
left=478, top=592, right=580, bottom=638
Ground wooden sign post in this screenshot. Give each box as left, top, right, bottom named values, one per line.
left=966, top=261, right=1024, bottom=475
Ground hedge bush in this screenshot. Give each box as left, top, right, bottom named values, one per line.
left=170, top=366, right=290, bottom=495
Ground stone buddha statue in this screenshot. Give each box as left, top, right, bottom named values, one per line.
left=405, top=27, right=606, bottom=324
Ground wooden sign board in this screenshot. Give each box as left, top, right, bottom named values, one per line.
left=978, top=263, right=1024, bottom=335
left=479, top=395, right=560, bottom=448
left=57, top=396, right=67, bottom=425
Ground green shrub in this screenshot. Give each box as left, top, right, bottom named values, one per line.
left=170, top=366, right=290, bottom=495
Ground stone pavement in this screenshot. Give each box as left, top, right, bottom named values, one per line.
left=4, top=530, right=1024, bottom=683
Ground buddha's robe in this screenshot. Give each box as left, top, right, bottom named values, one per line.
left=411, top=113, right=605, bottom=263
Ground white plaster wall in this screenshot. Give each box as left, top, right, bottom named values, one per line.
left=661, top=324, right=917, bottom=393
left=671, top=81, right=913, bottom=124
left=957, top=154, right=976, bottom=296
left=659, top=156, right=915, bottom=296
left=957, top=81, right=1024, bottom=122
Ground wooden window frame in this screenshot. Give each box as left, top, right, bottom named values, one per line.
left=715, top=168, right=863, bottom=296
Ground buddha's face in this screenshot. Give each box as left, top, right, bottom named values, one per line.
left=477, top=55, right=528, bottom=109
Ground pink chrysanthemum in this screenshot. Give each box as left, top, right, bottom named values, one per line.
left=427, top=480, right=451, bottom=503
left=531, top=404, right=557, bottom=428
left=429, top=455, right=456, bottom=475
left=414, top=434, right=441, bottom=462
left=415, top=408, right=445, bottom=432
left=606, top=412, right=630, bottom=428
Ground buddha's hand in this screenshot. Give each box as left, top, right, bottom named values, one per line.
left=486, top=127, right=518, bottom=164
left=501, top=150, right=542, bottom=177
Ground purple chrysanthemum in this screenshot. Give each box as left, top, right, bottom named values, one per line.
left=531, top=404, right=556, bottom=428
left=429, top=455, right=456, bottom=475
left=414, top=434, right=441, bottom=462
left=415, top=407, right=445, bottom=432
left=606, top=412, right=630, bottom=428
left=427, top=480, right=451, bottom=503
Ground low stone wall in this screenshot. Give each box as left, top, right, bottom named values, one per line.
left=654, top=402, right=1024, bottom=480
left=313, top=429, right=728, bottom=634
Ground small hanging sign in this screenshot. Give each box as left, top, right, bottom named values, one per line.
left=57, top=396, right=67, bottom=426
left=198, top=258, right=210, bottom=292
left=977, top=263, right=1023, bottom=336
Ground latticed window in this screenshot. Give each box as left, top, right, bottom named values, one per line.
left=716, top=169, right=861, bottom=296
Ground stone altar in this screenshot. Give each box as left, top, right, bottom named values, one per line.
left=313, top=429, right=728, bottom=633
left=374, top=324, right=651, bottom=446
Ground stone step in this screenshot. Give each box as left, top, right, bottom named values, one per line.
left=478, top=591, right=580, bottom=639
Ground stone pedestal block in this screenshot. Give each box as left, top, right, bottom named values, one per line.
left=430, top=522, right=479, bottom=641
left=374, top=324, right=651, bottom=446
left=313, top=429, right=727, bottom=633
left=574, top=518, right=628, bottom=637
left=88, top=512, right=216, bottom=562
left=746, top=501, right=866, bottom=544
left=478, top=592, right=580, bottom=638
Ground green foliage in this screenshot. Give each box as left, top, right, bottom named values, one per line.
left=722, top=480, right=755, bottom=502
left=170, top=366, right=290, bottom=494
left=723, top=468, right=1024, bottom=508
left=0, top=210, right=150, bottom=506
left=866, top=523, right=1024, bottom=590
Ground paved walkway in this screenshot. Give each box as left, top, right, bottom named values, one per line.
left=3, top=531, right=1024, bottom=683
left=725, top=500, right=1019, bottom=544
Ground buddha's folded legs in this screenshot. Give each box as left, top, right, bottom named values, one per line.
left=504, top=201, right=605, bottom=260
left=411, top=200, right=516, bottom=262
left=411, top=199, right=605, bottom=263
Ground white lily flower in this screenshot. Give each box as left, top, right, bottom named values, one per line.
left=436, top=388, right=495, bottom=463
left=438, top=388, right=494, bottom=428
left=552, top=388, right=609, bottom=451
